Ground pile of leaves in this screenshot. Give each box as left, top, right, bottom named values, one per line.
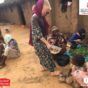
left=70, top=47, right=88, bottom=57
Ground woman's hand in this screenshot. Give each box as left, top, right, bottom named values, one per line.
left=46, top=43, right=52, bottom=49
left=40, top=37, right=52, bottom=49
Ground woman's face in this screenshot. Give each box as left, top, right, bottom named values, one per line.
left=42, top=0, right=51, bottom=16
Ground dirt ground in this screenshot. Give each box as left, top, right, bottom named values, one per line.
left=0, top=25, right=72, bottom=88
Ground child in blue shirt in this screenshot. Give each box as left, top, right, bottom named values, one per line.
left=69, top=28, right=86, bottom=49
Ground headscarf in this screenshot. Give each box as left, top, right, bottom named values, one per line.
left=29, top=0, right=50, bottom=46
left=33, top=0, right=44, bottom=16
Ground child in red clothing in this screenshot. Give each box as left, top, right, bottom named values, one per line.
left=71, top=55, right=88, bottom=88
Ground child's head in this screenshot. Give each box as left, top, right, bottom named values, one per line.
left=72, top=55, right=85, bottom=67
left=5, top=29, right=10, bottom=34
left=50, top=26, right=59, bottom=36
left=55, top=55, right=70, bottom=67
left=77, top=28, right=86, bottom=40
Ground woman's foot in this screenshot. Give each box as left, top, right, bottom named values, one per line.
left=41, top=67, right=47, bottom=72
left=50, top=71, right=60, bottom=76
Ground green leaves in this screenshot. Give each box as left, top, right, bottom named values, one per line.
left=70, top=47, right=88, bottom=56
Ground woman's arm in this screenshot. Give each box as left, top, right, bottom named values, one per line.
left=40, top=37, right=51, bottom=49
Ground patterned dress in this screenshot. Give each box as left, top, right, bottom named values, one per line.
left=31, top=14, right=56, bottom=72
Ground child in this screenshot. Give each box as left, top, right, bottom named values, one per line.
left=4, top=38, right=20, bottom=59
left=69, top=28, right=86, bottom=49
left=55, top=55, right=73, bottom=84
left=71, top=55, right=88, bottom=88
left=47, top=26, right=67, bottom=55
left=4, top=29, right=12, bottom=44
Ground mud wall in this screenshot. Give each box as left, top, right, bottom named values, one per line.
left=0, top=0, right=79, bottom=33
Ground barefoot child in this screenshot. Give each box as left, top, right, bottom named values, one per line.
left=69, top=28, right=86, bottom=49
left=3, top=29, right=20, bottom=59
left=55, top=55, right=73, bottom=84
left=71, top=55, right=88, bottom=88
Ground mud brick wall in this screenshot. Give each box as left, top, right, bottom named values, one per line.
left=21, top=1, right=32, bottom=26
left=0, top=5, right=22, bottom=24
left=54, top=0, right=78, bottom=33
left=0, top=0, right=79, bottom=33
left=79, top=15, right=88, bottom=32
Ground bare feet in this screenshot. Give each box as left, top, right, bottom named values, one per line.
left=50, top=71, right=60, bottom=76
left=41, top=67, right=47, bottom=72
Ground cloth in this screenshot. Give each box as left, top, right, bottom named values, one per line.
left=69, top=33, right=81, bottom=48
left=69, top=33, right=81, bottom=44
left=4, top=46, right=20, bottom=58
left=8, top=39, right=19, bottom=50
left=72, top=70, right=88, bottom=87
left=4, top=39, right=20, bottom=58
left=4, top=34, right=12, bottom=44
left=47, top=33, right=66, bottom=55
left=71, top=65, right=88, bottom=87
left=47, top=33, right=66, bottom=47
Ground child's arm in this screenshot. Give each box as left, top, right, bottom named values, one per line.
left=85, top=62, right=88, bottom=73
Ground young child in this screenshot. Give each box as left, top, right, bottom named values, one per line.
left=55, top=54, right=73, bottom=84
left=69, top=28, right=86, bottom=49
left=71, top=55, right=88, bottom=88
left=47, top=26, right=67, bottom=55
left=4, top=29, right=12, bottom=44
left=4, top=38, right=20, bottom=59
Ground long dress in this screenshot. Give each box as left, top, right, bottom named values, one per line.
left=31, top=14, right=56, bottom=72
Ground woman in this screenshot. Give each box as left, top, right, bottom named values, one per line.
left=30, top=0, right=59, bottom=76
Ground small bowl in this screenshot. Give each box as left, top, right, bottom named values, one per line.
left=50, top=45, right=62, bottom=54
